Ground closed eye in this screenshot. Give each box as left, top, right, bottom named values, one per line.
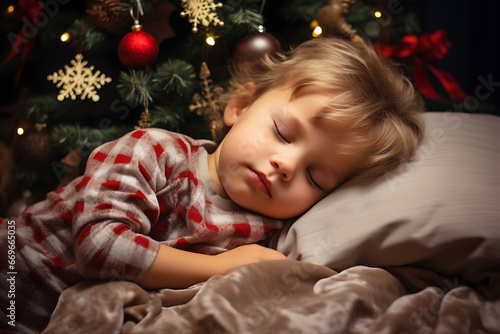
left=307, top=169, right=323, bottom=191
left=273, top=122, right=289, bottom=144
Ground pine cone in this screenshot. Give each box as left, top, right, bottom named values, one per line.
left=87, top=0, right=130, bottom=35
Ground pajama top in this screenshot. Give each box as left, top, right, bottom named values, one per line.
left=0, top=128, right=283, bottom=333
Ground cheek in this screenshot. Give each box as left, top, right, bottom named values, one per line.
left=282, top=183, right=320, bottom=209
left=222, top=131, right=276, bottom=168
left=218, top=148, right=240, bottom=186
left=233, top=122, right=274, bottom=152
left=271, top=193, right=318, bottom=219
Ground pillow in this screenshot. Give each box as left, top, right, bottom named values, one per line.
left=275, top=112, right=500, bottom=296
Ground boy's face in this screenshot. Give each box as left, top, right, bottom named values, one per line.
left=208, top=84, right=366, bottom=219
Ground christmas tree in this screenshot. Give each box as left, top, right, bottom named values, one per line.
left=1, top=0, right=495, bottom=215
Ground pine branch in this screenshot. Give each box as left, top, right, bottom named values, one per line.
left=117, top=70, right=160, bottom=108
left=226, top=7, right=263, bottom=34
left=281, top=0, right=326, bottom=23
left=24, top=94, right=124, bottom=124
left=68, top=18, right=112, bottom=52
left=220, top=0, right=263, bottom=36
left=23, top=95, right=62, bottom=122
left=150, top=104, right=184, bottom=131
left=345, top=1, right=379, bottom=25
left=222, top=0, right=261, bottom=12
left=155, top=59, right=197, bottom=96
left=52, top=124, right=132, bottom=154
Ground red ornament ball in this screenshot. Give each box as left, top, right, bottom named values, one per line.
left=118, top=28, right=159, bottom=69
left=234, top=32, right=281, bottom=67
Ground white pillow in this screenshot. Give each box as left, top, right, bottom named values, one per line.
left=275, top=112, right=500, bottom=296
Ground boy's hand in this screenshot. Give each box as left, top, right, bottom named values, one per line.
left=213, top=244, right=288, bottom=275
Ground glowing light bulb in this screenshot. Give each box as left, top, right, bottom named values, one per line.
left=60, top=32, right=70, bottom=42
left=206, top=36, right=216, bottom=46
left=312, top=26, right=323, bottom=38
left=17, top=127, right=24, bottom=135
left=7, top=5, right=14, bottom=14
left=374, top=11, right=382, bottom=18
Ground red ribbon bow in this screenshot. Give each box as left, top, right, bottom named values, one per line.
left=375, top=30, right=467, bottom=101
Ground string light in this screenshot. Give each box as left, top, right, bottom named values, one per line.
left=7, top=5, right=14, bottom=14
left=60, top=32, right=70, bottom=42
left=374, top=11, right=382, bottom=18
left=312, top=26, right=322, bottom=38
left=205, top=35, right=216, bottom=46
left=310, top=20, right=322, bottom=38
left=17, top=127, right=24, bottom=135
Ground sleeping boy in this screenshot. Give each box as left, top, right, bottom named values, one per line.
left=1, top=37, right=424, bottom=333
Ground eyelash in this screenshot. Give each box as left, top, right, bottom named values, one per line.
left=273, top=122, right=323, bottom=191
left=307, top=170, right=323, bottom=190
left=273, top=121, right=289, bottom=144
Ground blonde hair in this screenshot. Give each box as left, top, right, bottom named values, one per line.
left=219, top=37, right=424, bottom=179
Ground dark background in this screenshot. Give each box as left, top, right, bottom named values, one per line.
left=1, top=0, right=500, bottom=113
left=409, top=0, right=500, bottom=113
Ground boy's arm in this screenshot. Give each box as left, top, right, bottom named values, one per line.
left=138, top=243, right=287, bottom=289
left=73, top=129, right=173, bottom=281
left=72, top=129, right=286, bottom=287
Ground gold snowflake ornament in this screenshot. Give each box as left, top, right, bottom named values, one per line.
left=47, top=53, right=112, bottom=102
left=189, top=62, right=225, bottom=141
left=180, top=0, right=224, bottom=33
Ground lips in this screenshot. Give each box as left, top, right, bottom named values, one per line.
left=249, top=168, right=272, bottom=197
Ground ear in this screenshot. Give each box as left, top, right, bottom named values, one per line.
left=223, top=82, right=256, bottom=126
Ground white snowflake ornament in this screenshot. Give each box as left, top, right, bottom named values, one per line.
left=47, top=54, right=112, bottom=102
left=180, top=0, right=224, bottom=33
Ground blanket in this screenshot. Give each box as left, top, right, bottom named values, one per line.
left=43, top=260, right=500, bottom=334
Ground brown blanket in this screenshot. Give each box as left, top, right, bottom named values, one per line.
left=42, top=260, right=500, bottom=334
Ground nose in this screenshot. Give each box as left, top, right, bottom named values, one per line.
left=271, top=155, right=297, bottom=182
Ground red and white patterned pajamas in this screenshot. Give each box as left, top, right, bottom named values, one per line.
left=1, top=128, right=282, bottom=333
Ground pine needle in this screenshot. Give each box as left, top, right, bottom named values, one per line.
left=117, top=70, right=160, bottom=107
left=68, top=18, right=110, bottom=52
left=52, top=124, right=132, bottom=154
left=155, top=59, right=197, bottom=96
